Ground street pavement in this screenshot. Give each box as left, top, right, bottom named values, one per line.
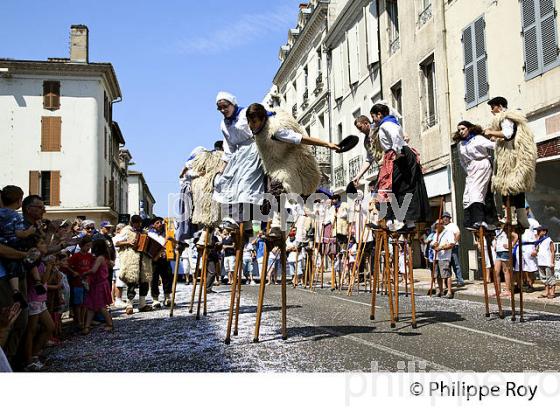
left=45, top=281, right=560, bottom=372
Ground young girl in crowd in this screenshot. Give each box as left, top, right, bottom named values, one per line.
left=67, top=236, right=94, bottom=330
left=23, top=237, right=55, bottom=371
left=81, top=239, right=114, bottom=334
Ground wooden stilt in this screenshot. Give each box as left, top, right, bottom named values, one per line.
left=517, top=228, right=525, bottom=322
left=392, top=233, right=400, bottom=322
left=224, top=223, right=243, bottom=344
left=233, top=223, right=245, bottom=336
left=506, top=198, right=516, bottom=321
left=253, top=221, right=272, bottom=343
left=196, top=227, right=210, bottom=320
left=478, top=227, right=491, bottom=318
left=370, top=230, right=382, bottom=320
left=189, top=249, right=202, bottom=314
left=407, top=234, right=417, bottom=329
left=403, top=238, right=409, bottom=297
left=280, top=241, right=288, bottom=340
left=169, top=246, right=182, bottom=318
left=293, top=248, right=300, bottom=288
left=384, top=232, right=396, bottom=328
left=348, top=220, right=367, bottom=296
left=485, top=231, right=504, bottom=319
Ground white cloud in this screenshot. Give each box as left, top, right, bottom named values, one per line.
left=172, top=5, right=295, bottom=55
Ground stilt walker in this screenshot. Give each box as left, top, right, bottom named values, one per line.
left=484, top=96, right=537, bottom=321
left=246, top=103, right=343, bottom=342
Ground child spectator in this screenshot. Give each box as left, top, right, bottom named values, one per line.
left=46, top=254, right=67, bottom=344
left=81, top=240, right=114, bottom=334
left=23, top=237, right=55, bottom=371
left=535, top=226, right=556, bottom=299
left=67, top=236, right=94, bottom=330
left=0, top=185, right=44, bottom=306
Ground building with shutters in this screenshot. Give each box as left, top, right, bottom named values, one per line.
left=0, top=25, right=133, bottom=224
left=324, top=0, right=382, bottom=193
left=272, top=0, right=337, bottom=187
left=377, top=0, right=454, bottom=222
left=445, top=0, right=560, bottom=244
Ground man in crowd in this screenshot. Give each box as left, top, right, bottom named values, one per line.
left=148, top=217, right=173, bottom=308
left=441, top=212, right=465, bottom=287
left=115, top=215, right=153, bottom=314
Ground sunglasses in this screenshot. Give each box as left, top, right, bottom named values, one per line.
left=85, top=226, right=95, bottom=230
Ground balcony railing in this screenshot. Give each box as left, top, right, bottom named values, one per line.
left=314, top=72, right=324, bottom=95
left=301, top=89, right=309, bottom=110
left=348, top=156, right=363, bottom=180
left=418, top=3, right=433, bottom=28
left=389, top=36, right=400, bottom=55
left=292, top=104, right=298, bottom=118
left=334, top=164, right=345, bottom=188
left=313, top=145, right=332, bottom=166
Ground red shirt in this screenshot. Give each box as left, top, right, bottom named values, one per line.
left=68, top=252, right=95, bottom=288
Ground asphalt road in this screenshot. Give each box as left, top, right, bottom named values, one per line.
left=46, top=282, right=560, bottom=372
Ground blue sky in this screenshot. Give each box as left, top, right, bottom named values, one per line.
left=1, top=0, right=304, bottom=214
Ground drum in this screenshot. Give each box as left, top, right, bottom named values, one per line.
left=135, top=233, right=164, bottom=259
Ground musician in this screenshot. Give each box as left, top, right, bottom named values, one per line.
left=148, top=217, right=173, bottom=309
left=116, top=215, right=154, bottom=315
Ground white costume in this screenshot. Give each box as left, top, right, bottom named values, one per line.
left=458, top=134, right=495, bottom=209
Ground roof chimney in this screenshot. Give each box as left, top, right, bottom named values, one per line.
left=70, top=25, right=89, bottom=63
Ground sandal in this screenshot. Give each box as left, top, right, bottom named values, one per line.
left=104, top=324, right=114, bottom=332
left=538, top=294, right=549, bottom=298
left=81, top=326, right=91, bottom=335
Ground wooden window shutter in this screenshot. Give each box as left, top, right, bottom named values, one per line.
left=29, top=171, right=40, bottom=195
left=50, top=171, right=61, bottom=206
left=43, top=81, right=60, bottom=110
left=463, top=17, right=488, bottom=108
left=41, top=117, right=61, bottom=151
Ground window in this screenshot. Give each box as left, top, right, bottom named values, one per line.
left=41, top=116, right=62, bottom=152
left=463, top=16, right=489, bottom=109
left=391, top=81, right=403, bottom=118
left=43, top=81, right=60, bottom=110
left=387, top=0, right=400, bottom=52
left=29, top=171, right=60, bottom=206
left=521, top=0, right=560, bottom=80
left=420, top=55, right=437, bottom=128
left=317, top=47, right=322, bottom=74
left=352, top=109, right=361, bottom=119
left=104, top=128, right=108, bottom=159
left=304, top=65, right=309, bottom=89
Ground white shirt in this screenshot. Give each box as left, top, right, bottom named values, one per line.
left=221, top=107, right=253, bottom=162
left=286, top=238, right=299, bottom=263
left=378, top=121, right=407, bottom=154
left=501, top=118, right=515, bottom=140
left=436, top=227, right=456, bottom=261
left=444, top=222, right=460, bottom=243
left=458, top=135, right=495, bottom=171
left=495, top=230, right=509, bottom=253
left=243, top=243, right=254, bottom=260
left=273, top=128, right=302, bottom=144
left=112, top=233, right=126, bottom=270
left=537, top=237, right=554, bottom=267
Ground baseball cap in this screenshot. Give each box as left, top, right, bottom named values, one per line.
left=100, top=221, right=114, bottom=228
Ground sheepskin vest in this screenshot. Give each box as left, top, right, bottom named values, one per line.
left=191, top=150, right=224, bottom=227
left=118, top=226, right=153, bottom=285
left=254, top=111, right=321, bottom=195
left=365, top=126, right=383, bottom=164
left=490, top=110, right=537, bottom=196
